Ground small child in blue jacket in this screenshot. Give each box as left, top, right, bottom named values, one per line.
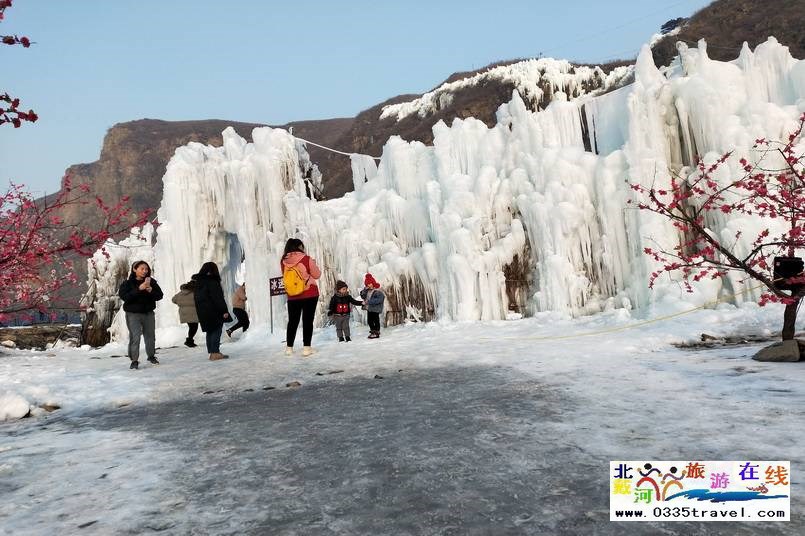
left=360, top=273, right=386, bottom=339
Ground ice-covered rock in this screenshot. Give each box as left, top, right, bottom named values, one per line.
left=0, top=392, right=31, bottom=421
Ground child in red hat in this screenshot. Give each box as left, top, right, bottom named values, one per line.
left=360, top=273, right=385, bottom=339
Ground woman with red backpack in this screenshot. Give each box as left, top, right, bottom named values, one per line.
left=281, top=238, right=321, bottom=356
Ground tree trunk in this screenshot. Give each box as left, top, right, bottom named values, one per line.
left=782, top=298, right=801, bottom=340
left=81, top=310, right=113, bottom=347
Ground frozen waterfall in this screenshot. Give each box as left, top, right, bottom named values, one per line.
left=86, top=38, right=805, bottom=338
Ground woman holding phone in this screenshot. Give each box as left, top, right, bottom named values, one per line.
left=118, top=260, right=164, bottom=370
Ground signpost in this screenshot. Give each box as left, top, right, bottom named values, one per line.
left=269, top=276, right=286, bottom=334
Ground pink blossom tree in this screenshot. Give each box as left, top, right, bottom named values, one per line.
left=0, top=178, right=151, bottom=320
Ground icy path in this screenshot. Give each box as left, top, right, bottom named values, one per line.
left=1, top=307, right=804, bottom=534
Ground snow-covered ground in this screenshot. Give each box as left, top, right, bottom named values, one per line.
left=1, top=305, right=804, bottom=534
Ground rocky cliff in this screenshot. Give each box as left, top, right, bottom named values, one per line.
left=651, top=0, right=804, bottom=67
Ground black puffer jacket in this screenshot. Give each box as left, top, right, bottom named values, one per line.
left=192, top=273, right=230, bottom=332
left=327, top=294, right=363, bottom=316
left=118, top=274, right=164, bottom=313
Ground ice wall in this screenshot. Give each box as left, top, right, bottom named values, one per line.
left=89, top=38, right=805, bottom=337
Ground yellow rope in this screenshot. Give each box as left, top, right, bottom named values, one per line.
left=504, top=281, right=771, bottom=342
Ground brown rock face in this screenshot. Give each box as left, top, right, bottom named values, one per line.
left=0, top=325, right=81, bottom=350
left=651, top=0, right=805, bottom=67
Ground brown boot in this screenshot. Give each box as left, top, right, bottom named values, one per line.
left=209, top=353, right=226, bottom=361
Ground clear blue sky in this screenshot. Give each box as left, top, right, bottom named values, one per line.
left=0, top=0, right=713, bottom=195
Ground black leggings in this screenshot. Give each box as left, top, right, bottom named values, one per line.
left=286, top=296, right=318, bottom=347
left=368, top=312, right=381, bottom=332
left=187, top=322, right=199, bottom=339
left=230, top=308, right=250, bottom=333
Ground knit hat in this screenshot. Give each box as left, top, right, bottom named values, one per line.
left=364, top=273, right=380, bottom=289
left=335, top=280, right=348, bottom=290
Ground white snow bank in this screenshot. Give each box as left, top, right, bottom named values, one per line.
left=0, top=392, right=30, bottom=421
left=1, top=301, right=802, bottom=423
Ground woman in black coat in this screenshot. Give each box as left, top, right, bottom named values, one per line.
left=117, top=260, right=163, bottom=370
left=192, top=261, right=231, bottom=361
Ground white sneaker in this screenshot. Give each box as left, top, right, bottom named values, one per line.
left=302, top=346, right=314, bottom=357
left=284, top=347, right=293, bottom=356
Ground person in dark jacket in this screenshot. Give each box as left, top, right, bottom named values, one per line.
left=327, top=280, right=363, bottom=342
left=171, top=280, right=199, bottom=347
left=360, top=273, right=385, bottom=339
left=281, top=238, right=321, bottom=356
left=192, top=262, right=231, bottom=361
left=118, top=260, right=164, bottom=369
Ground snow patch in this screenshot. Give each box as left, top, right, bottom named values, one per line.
left=0, top=392, right=30, bottom=421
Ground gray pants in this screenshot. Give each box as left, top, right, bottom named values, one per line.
left=333, top=315, right=350, bottom=339
left=126, top=311, right=156, bottom=362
